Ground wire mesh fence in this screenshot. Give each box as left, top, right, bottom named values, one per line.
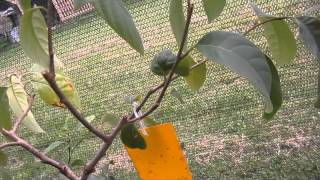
left=0, top=0, right=320, bottom=179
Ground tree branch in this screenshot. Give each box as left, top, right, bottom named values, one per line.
left=42, top=1, right=195, bottom=180
left=128, top=1, right=194, bottom=123
left=79, top=7, right=198, bottom=179
left=42, top=72, right=108, bottom=142
left=0, top=142, right=20, bottom=150
left=0, top=130, right=79, bottom=180
left=11, top=95, right=35, bottom=133
left=243, top=17, right=290, bottom=36
left=131, top=46, right=195, bottom=117
left=80, top=117, right=128, bottom=180
left=81, top=51, right=205, bottom=178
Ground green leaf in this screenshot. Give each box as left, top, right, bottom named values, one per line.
left=101, top=113, right=119, bottom=128
left=175, top=57, right=191, bottom=77
left=263, top=55, right=282, bottom=120
left=91, top=0, right=144, bottom=54
left=7, top=75, right=44, bottom=133
left=250, top=3, right=296, bottom=64
left=184, top=57, right=207, bottom=91
left=202, top=0, right=226, bottom=23
left=20, top=8, right=49, bottom=70
left=196, top=31, right=274, bottom=114
left=0, top=87, right=12, bottom=130
left=0, top=151, right=8, bottom=166
left=32, top=72, right=81, bottom=109
left=120, top=124, right=146, bottom=149
left=74, top=0, right=88, bottom=10
left=18, top=0, right=31, bottom=11
left=169, top=0, right=187, bottom=51
left=170, top=88, right=184, bottom=104
left=296, top=16, right=320, bottom=59
left=43, top=141, right=65, bottom=155
left=70, top=159, right=84, bottom=167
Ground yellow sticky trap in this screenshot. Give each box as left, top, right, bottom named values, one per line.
left=126, top=123, right=192, bottom=180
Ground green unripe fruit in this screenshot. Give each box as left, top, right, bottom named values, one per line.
left=120, top=124, right=146, bottom=149
left=151, top=49, right=176, bottom=76
left=150, top=49, right=191, bottom=77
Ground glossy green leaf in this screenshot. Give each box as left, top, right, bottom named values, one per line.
left=184, top=57, right=207, bottom=91
left=170, top=88, right=184, bottom=104
left=196, top=31, right=274, bottom=113
left=251, top=3, right=296, bottom=64
left=101, top=113, right=119, bottom=128
left=169, top=0, right=187, bottom=51
left=0, top=151, right=8, bottom=166
left=7, top=75, right=44, bottom=133
left=70, top=159, right=84, bottom=167
left=43, top=141, right=65, bottom=155
left=263, top=55, right=282, bottom=120
left=20, top=8, right=49, bottom=70
left=32, top=72, right=81, bottom=109
left=120, top=124, right=146, bottom=149
left=202, top=0, right=226, bottom=23
left=296, top=16, right=320, bottom=59
left=18, top=0, right=31, bottom=11
left=91, top=0, right=144, bottom=54
left=0, top=87, right=12, bottom=130
left=74, top=0, right=88, bottom=10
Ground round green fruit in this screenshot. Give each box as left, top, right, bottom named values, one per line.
left=150, top=49, right=176, bottom=76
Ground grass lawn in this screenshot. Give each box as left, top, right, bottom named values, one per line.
left=0, top=0, right=320, bottom=179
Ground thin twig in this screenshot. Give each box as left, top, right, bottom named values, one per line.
left=42, top=72, right=108, bottom=142
left=129, top=56, right=205, bottom=122
left=44, top=0, right=108, bottom=144
left=12, top=95, right=35, bottom=133
left=132, top=46, right=195, bottom=117
left=243, top=17, right=291, bottom=36
left=191, top=59, right=207, bottom=69
left=0, top=142, right=20, bottom=150
left=47, top=0, right=55, bottom=75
